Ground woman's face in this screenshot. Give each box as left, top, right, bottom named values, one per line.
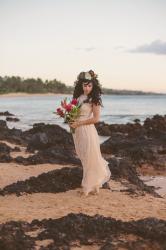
left=82, top=82, right=93, bottom=95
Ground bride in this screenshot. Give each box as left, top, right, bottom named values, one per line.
left=69, top=70, right=111, bottom=196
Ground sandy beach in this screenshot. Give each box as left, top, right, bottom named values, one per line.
left=0, top=140, right=165, bottom=222
left=0, top=115, right=166, bottom=249
left=0, top=144, right=166, bottom=249
left=0, top=92, right=69, bottom=97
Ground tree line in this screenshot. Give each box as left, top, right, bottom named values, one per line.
left=0, top=76, right=160, bottom=95
left=0, top=76, right=73, bottom=94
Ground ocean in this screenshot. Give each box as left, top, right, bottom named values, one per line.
left=0, top=94, right=165, bottom=132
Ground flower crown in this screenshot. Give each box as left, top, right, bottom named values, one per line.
left=77, top=70, right=97, bottom=81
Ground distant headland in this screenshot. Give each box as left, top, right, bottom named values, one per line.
left=0, top=76, right=165, bottom=95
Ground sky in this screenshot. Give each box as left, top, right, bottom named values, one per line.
left=0, top=0, right=166, bottom=93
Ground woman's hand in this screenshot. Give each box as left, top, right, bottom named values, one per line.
left=69, top=120, right=80, bottom=129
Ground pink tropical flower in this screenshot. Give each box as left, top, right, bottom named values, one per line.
left=56, top=107, right=62, bottom=113
left=56, top=108, right=64, bottom=117
left=54, top=97, right=81, bottom=134
left=65, top=104, right=73, bottom=112
left=71, top=98, right=78, bottom=105
left=61, top=99, right=67, bottom=109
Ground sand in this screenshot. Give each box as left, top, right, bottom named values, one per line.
left=0, top=153, right=165, bottom=224
left=0, top=92, right=70, bottom=97
left=0, top=183, right=165, bottom=224
left=0, top=140, right=166, bottom=249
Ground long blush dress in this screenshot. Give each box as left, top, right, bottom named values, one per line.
left=72, top=94, right=111, bottom=195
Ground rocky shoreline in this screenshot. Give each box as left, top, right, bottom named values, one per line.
left=0, top=113, right=165, bottom=249
left=96, top=114, right=166, bottom=170
left=1, top=213, right=166, bottom=250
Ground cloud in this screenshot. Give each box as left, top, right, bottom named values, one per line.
left=129, top=40, right=166, bottom=55
left=75, top=46, right=96, bottom=52
left=114, top=45, right=126, bottom=50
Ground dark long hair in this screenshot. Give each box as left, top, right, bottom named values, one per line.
left=72, top=70, right=104, bottom=107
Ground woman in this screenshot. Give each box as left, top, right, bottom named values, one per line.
left=69, top=70, right=111, bottom=197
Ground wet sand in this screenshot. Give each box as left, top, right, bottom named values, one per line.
left=140, top=175, right=166, bottom=197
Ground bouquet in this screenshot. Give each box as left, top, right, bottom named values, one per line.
left=54, top=97, right=81, bottom=134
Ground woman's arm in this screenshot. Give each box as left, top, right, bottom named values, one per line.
left=78, top=104, right=101, bottom=126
